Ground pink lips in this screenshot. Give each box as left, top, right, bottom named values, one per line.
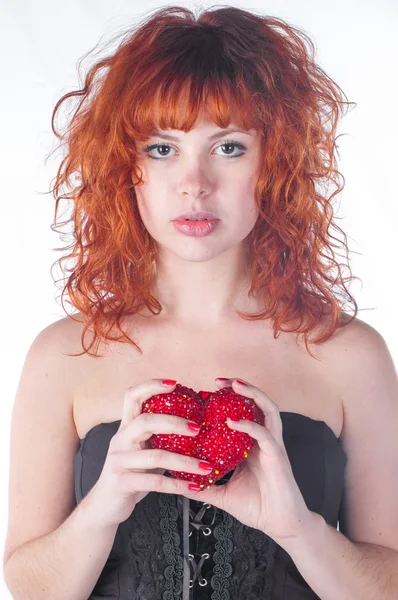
left=173, top=218, right=220, bottom=237
left=174, top=211, right=218, bottom=220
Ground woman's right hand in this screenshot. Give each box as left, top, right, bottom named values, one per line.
left=86, top=379, right=212, bottom=528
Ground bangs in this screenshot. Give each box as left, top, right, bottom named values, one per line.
left=128, top=27, right=264, bottom=138
left=132, top=77, right=262, bottom=138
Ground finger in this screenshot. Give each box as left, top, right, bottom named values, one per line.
left=115, top=448, right=214, bottom=476
left=183, top=472, right=229, bottom=506
left=230, top=379, right=284, bottom=445
left=114, top=412, right=200, bottom=450
left=119, top=470, right=203, bottom=497
left=120, top=378, right=177, bottom=428
left=226, top=416, right=285, bottom=454
left=214, top=377, right=232, bottom=388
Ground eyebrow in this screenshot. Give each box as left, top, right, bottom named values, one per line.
left=148, top=128, right=251, bottom=141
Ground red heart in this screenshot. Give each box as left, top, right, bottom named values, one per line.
left=141, top=383, right=264, bottom=490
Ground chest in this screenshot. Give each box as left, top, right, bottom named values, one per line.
left=72, top=319, right=343, bottom=440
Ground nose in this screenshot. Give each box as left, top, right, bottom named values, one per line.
left=181, top=187, right=208, bottom=198
left=177, top=162, right=211, bottom=198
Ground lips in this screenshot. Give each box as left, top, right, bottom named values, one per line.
left=175, top=218, right=220, bottom=223
left=173, top=219, right=220, bottom=237
left=174, top=211, right=219, bottom=221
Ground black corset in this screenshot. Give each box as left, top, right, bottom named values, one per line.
left=177, top=496, right=215, bottom=590
left=74, top=413, right=347, bottom=599
left=175, top=466, right=276, bottom=599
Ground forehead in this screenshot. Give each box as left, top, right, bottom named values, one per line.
left=148, top=123, right=256, bottom=141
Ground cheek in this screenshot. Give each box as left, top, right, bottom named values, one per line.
left=135, top=185, right=171, bottom=234
left=229, top=160, right=259, bottom=192
left=237, top=178, right=260, bottom=223
left=245, top=203, right=260, bottom=230
left=134, top=185, right=154, bottom=225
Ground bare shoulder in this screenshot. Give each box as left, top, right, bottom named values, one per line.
left=42, top=312, right=85, bottom=349
left=334, top=312, right=396, bottom=400
left=319, top=313, right=396, bottom=409
left=24, top=314, right=85, bottom=379
left=29, top=313, right=87, bottom=393
left=322, top=313, right=393, bottom=370
left=322, top=322, right=398, bottom=550
left=3, top=314, right=87, bottom=567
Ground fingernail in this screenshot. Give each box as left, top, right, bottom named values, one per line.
left=162, top=379, right=176, bottom=386
left=188, top=483, right=202, bottom=491
left=235, top=379, right=246, bottom=386
left=198, top=461, right=213, bottom=471
left=187, top=422, right=201, bottom=432
left=228, top=416, right=241, bottom=422
left=215, top=377, right=229, bottom=381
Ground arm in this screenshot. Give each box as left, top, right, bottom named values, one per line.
left=2, top=321, right=120, bottom=600
left=279, top=510, right=398, bottom=600
left=275, top=319, right=398, bottom=600
left=4, top=487, right=120, bottom=600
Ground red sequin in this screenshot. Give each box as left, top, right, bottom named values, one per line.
left=141, top=383, right=264, bottom=489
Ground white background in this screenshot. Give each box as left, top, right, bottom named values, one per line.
left=1, top=0, right=397, bottom=597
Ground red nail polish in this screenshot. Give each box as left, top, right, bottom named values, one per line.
left=235, top=379, right=246, bottom=386
left=199, top=461, right=213, bottom=471
left=188, top=483, right=202, bottom=491
left=162, top=379, right=176, bottom=386
left=216, top=377, right=229, bottom=381
left=188, top=422, right=201, bottom=432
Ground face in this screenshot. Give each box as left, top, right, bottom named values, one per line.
left=134, top=114, right=262, bottom=263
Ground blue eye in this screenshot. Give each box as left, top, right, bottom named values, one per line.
left=142, top=140, right=247, bottom=160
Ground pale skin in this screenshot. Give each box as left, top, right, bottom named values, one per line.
left=4, top=115, right=398, bottom=600
left=133, top=114, right=398, bottom=598
left=134, top=113, right=264, bottom=326
left=184, top=368, right=398, bottom=600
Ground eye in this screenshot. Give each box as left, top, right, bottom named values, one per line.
left=142, top=140, right=247, bottom=160
left=214, top=141, right=247, bottom=158
left=142, top=144, right=176, bottom=159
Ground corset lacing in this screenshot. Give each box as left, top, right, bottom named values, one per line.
left=177, top=495, right=217, bottom=599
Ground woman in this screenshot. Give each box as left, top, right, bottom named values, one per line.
left=4, top=5, right=398, bottom=600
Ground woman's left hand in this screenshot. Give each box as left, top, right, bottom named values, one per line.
left=185, top=377, right=313, bottom=545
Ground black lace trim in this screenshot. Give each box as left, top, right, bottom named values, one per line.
left=211, top=504, right=234, bottom=599
left=158, top=493, right=184, bottom=599
left=155, top=491, right=277, bottom=600
left=234, top=522, right=277, bottom=599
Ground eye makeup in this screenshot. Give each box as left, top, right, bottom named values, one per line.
left=142, top=140, right=247, bottom=160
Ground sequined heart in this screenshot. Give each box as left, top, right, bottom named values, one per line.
left=141, top=383, right=263, bottom=490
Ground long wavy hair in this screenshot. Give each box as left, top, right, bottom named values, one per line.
left=48, top=4, right=360, bottom=359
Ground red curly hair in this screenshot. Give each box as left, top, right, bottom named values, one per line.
left=48, top=5, right=359, bottom=359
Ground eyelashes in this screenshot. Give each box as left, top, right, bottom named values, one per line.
left=142, top=140, right=247, bottom=160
